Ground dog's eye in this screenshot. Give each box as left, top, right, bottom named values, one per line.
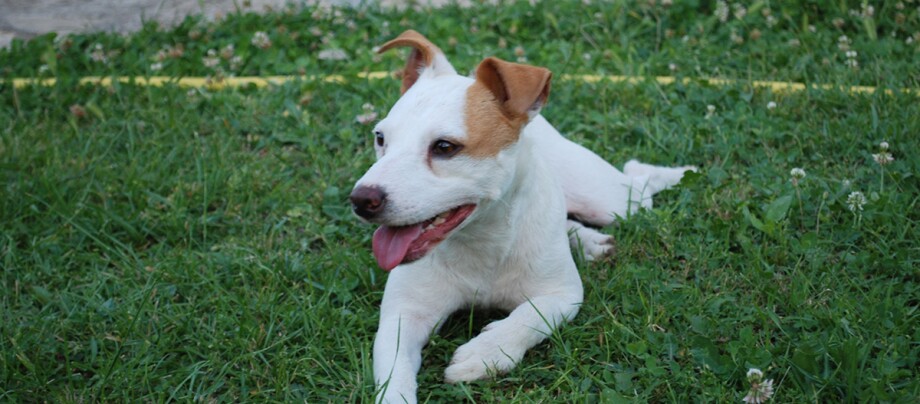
left=374, top=130, right=384, bottom=147
left=431, top=139, right=462, bottom=158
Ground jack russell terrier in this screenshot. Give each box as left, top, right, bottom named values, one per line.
left=349, top=30, right=694, bottom=403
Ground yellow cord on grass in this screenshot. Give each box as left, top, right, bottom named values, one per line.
left=5, top=72, right=912, bottom=95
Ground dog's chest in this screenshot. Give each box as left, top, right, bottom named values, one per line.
left=434, top=234, right=555, bottom=311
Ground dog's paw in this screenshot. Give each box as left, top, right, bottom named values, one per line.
left=568, top=221, right=615, bottom=261
left=375, top=378, right=418, bottom=404
left=444, top=331, right=523, bottom=383
left=580, top=233, right=614, bottom=261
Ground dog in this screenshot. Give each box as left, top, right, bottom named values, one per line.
left=349, top=30, right=694, bottom=403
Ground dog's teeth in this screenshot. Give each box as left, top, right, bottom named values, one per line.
left=425, top=223, right=436, bottom=231
left=433, top=217, right=446, bottom=226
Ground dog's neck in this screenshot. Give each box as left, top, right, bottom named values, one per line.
left=437, top=123, right=562, bottom=271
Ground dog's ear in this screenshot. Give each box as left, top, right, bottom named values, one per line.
left=378, top=30, right=457, bottom=94
left=474, top=57, right=551, bottom=120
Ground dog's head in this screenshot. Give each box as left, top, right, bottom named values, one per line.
left=350, top=30, right=552, bottom=271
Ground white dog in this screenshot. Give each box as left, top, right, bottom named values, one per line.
left=350, top=30, right=694, bottom=403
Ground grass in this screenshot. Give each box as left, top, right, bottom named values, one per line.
left=1, top=0, right=918, bottom=402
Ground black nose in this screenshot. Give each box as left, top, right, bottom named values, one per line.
left=350, top=186, right=387, bottom=220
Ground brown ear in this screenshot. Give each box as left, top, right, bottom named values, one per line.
left=377, top=30, right=454, bottom=94
left=474, top=57, right=552, bottom=118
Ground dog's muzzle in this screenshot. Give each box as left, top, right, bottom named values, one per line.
left=350, top=185, right=387, bottom=220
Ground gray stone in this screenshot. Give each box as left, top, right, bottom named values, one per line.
left=0, top=0, right=458, bottom=48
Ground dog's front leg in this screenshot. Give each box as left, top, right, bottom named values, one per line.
left=443, top=290, right=582, bottom=383
left=374, top=273, right=457, bottom=403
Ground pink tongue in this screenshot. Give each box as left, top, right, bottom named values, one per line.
left=372, top=224, right=423, bottom=271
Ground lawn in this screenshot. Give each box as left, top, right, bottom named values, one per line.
left=1, top=0, right=919, bottom=402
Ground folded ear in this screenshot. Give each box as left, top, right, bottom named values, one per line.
left=473, top=57, right=552, bottom=120
left=377, top=30, right=457, bottom=94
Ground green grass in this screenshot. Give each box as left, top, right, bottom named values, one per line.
left=1, top=0, right=919, bottom=402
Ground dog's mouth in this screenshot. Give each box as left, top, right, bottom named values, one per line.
left=371, top=204, right=477, bottom=271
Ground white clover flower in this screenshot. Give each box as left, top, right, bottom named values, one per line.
left=90, top=43, right=108, bottom=63
left=847, top=191, right=867, bottom=212
left=838, top=35, right=851, bottom=51
left=872, top=152, right=894, bottom=165
left=229, top=55, right=243, bottom=71
left=879, top=141, right=889, bottom=150
left=744, top=379, right=774, bottom=403
left=669, top=63, right=678, bottom=72
left=706, top=104, right=716, bottom=119
left=356, top=103, right=378, bottom=125
left=715, top=0, right=729, bottom=22
left=731, top=31, right=744, bottom=44
left=251, top=31, right=272, bottom=49
left=766, top=15, right=777, bottom=27
left=150, top=62, right=163, bottom=72
left=91, top=51, right=108, bottom=63
left=318, top=49, right=348, bottom=61
left=743, top=368, right=774, bottom=403
left=790, top=167, right=806, bottom=180
left=732, top=3, right=747, bottom=20
left=220, top=44, right=235, bottom=60
left=39, top=64, right=50, bottom=74
left=168, top=44, right=184, bottom=59
left=844, top=50, right=859, bottom=68
left=767, top=101, right=777, bottom=110
left=355, top=112, right=378, bottom=125
left=202, top=49, right=220, bottom=68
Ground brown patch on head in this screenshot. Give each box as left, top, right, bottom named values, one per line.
left=462, top=57, right=553, bottom=158
left=463, top=82, right=527, bottom=158
left=377, top=30, right=446, bottom=94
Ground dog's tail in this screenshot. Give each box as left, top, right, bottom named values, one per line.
left=623, top=159, right=696, bottom=196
